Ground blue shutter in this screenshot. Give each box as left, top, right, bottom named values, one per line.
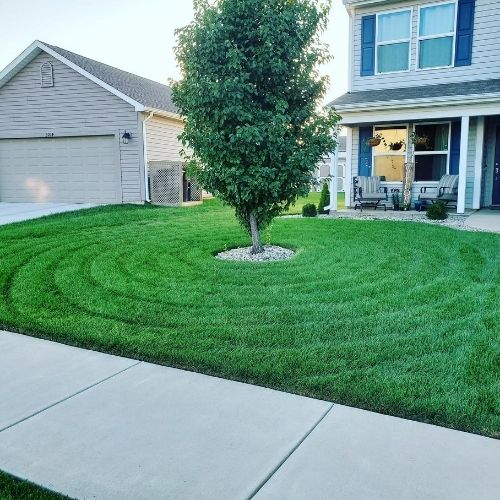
left=450, top=121, right=461, bottom=175
left=455, top=0, right=475, bottom=67
left=359, top=127, right=373, bottom=177
left=361, top=15, right=376, bottom=76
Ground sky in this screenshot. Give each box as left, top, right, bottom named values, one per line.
left=0, top=0, right=349, bottom=104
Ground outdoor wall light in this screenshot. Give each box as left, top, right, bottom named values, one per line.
left=122, top=131, right=131, bottom=144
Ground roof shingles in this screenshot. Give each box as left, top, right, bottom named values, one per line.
left=44, top=43, right=179, bottom=114
left=329, top=79, right=500, bottom=109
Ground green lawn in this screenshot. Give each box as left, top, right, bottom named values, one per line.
left=286, top=191, right=345, bottom=214
left=0, top=200, right=498, bottom=437
left=0, top=470, right=67, bottom=499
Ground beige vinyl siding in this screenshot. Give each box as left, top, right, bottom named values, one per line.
left=352, top=0, right=500, bottom=91
left=0, top=53, right=142, bottom=203
left=145, top=115, right=184, bottom=162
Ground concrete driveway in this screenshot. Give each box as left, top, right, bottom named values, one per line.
left=0, top=203, right=96, bottom=226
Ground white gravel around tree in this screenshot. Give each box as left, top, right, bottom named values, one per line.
left=216, top=245, right=294, bottom=262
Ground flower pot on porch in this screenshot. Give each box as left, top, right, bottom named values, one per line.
left=414, top=200, right=426, bottom=212
left=367, top=137, right=382, bottom=147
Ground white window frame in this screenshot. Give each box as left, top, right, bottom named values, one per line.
left=372, top=124, right=409, bottom=183
left=416, top=0, right=458, bottom=71
left=413, top=121, right=452, bottom=181
left=375, top=7, right=413, bottom=75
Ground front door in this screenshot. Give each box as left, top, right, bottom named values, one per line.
left=493, top=127, right=500, bottom=206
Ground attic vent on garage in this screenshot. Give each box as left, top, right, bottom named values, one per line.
left=40, top=62, right=54, bottom=87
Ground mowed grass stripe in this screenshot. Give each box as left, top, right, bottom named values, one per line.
left=0, top=200, right=498, bottom=437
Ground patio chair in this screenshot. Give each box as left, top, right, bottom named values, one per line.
left=419, top=174, right=459, bottom=207
left=353, top=176, right=388, bottom=211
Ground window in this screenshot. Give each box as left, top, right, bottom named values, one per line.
left=376, top=10, right=411, bottom=73
left=372, top=126, right=407, bottom=181
left=414, top=123, right=450, bottom=181
left=418, top=2, right=457, bottom=69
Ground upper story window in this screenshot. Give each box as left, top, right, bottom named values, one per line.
left=418, top=2, right=457, bottom=69
left=376, top=10, right=411, bottom=73
left=360, top=0, right=475, bottom=77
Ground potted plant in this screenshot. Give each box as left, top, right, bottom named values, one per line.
left=366, top=133, right=383, bottom=147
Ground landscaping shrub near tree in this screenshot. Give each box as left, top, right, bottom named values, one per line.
left=318, top=182, right=330, bottom=214
left=302, top=203, right=318, bottom=217
left=172, top=0, right=339, bottom=253
left=426, top=201, right=448, bottom=220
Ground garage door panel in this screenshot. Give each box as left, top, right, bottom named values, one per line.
left=0, top=136, right=121, bottom=203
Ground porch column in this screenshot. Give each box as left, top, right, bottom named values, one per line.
left=329, top=148, right=338, bottom=212
left=472, top=116, right=485, bottom=209
left=344, top=127, right=353, bottom=208
left=457, top=116, right=470, bottom=214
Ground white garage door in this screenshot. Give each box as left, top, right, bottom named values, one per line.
left=0, top=136, right=121, bottom=203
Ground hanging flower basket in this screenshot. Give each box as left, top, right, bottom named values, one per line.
left=411, top=133, right=431, bottom=149
left=367, top=136, right=382, bottom=147
left=389, top=141, right=404, bottom=151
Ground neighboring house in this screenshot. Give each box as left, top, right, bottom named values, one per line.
left=330, top=0, right=500, bottom=213
left=0, top=41, right=185, bottom=205
left=315, top=136, right=347, bottom=192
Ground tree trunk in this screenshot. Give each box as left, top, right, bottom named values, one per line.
left=249, top=211, right=263, bottom=254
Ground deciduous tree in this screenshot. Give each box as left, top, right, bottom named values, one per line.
left=172, top=0, right=339, bottom=253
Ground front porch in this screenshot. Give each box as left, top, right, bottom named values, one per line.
left=333, top=110, right=500, bottom=215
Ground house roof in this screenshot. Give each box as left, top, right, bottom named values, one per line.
left=0, top=41, right=179, bottom=116
left=329, top=79, right=500, bottom=111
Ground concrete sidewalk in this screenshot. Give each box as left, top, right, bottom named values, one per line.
left=1, top=330, right=499, bottom=499
left=465, top=209, right=500, bottom=232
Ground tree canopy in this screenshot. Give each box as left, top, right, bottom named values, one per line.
left=172, top=0, right=339, bottom=252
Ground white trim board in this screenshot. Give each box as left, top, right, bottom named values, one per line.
left=339, top=101, right=500, bottom=125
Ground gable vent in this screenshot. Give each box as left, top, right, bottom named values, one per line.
left=40, top=62, right=54, bottom=87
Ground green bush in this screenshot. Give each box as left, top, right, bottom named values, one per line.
left=302, top=203, right=317, bottom=217
left=318, top=183, right=330, bottom=214
left=426, top=201, right=448, bottom=220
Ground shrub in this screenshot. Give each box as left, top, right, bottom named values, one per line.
left=426, top=201, right=448, bottom=220
left=318, top=183, right=330, bottom=214
left=302, top=203, right=317, bottom=217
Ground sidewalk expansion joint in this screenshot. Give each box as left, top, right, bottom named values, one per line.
left=0, top=360, right=142, bottom=434
left=247, top=402, right=335, bottom=499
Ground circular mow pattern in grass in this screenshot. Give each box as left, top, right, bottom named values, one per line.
left=216, top=245, right=294, bottom=262
left=0, top=200, right=498, bottom=438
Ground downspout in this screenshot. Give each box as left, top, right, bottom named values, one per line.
left=142, top=111, right=154, bottom=202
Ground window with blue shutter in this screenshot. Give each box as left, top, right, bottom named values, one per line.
left=358, top=127, right=373, bottom=176
left=450, top=121, right=461, bottom=175
left=455, top=0, right=475, bottom=67
left=361, top=15, right=375, bottom=77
